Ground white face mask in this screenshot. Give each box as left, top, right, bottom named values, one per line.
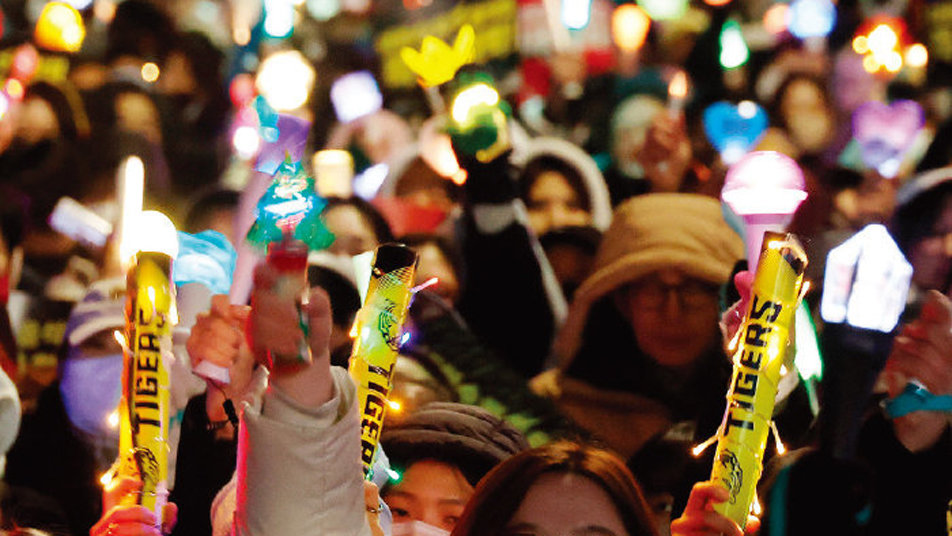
left=59, top=353, right=123, bottom=439
left=391, top=521, right=451, bottom=536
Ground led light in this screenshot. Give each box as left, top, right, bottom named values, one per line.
left=307, top=0, right=340, bottom=20
left=133, top=211, right=180, bottom=258
left=561, top=0, right=593, bottom=30
left=117, top=156, right=144, bottom=268
left=905, top=43, right=928, bottom=68
left=386, top=468, right=402, bottom=482
left=106, top=409, right=119, bottom=428
left=232, top=126, right=261, bottom=160
left=821, top=224, right=912, bottom=332
left=387, top=399, right=402, bottom=411
left=35, top=2, right=85, bottom=53
left=852, top=35, right=868, bottom=54
left=330, top=71, right=382, bottom=123
left=451, top=83, right=499, bottom=125
left=141, top=62, right=159, bottom=83
left=787, top=0, right=836, bottom=41
left=612, top=4, right=650, bottom=53
left=263, top=0, right=294, bottom=38
left=763, top=4, right=789, bottom=36
left=636, top=0, right=688, bottom=21
left=719, top=19, right=749, bottom=70
left=255, top=50, right=316, bottom=111
left=668, top=71, right=687, bottom=101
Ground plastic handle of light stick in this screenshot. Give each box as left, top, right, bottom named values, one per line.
left=742, top=214, right=792, bottom=273
left=348, top=244, right=418, bottom=476
left=118, top=251, right=174, bottom=520
left=709, top=232, right=807, bottom=528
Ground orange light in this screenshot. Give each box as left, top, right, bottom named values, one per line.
left=862, top=54, right=880, bottom=73
left=763, top=4, right=789, bottom=36
left=612, top=4, right=651, bottom=53
left=704, top=0, right=732, bottom=5
left=668, top=71, right=688, bottom=100
left=141, top=62, right=160, bottom=83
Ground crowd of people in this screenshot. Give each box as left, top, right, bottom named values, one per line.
left=0, top=0, right=949, bottom=535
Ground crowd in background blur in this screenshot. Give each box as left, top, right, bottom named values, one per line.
left=0, top=0, right=948, bottom=535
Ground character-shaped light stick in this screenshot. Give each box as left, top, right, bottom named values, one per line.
left=721, top=151, right=807, bottom=272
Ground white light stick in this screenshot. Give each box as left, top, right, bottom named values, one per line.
left=117, top=156, right=144, bottom=271
left=721, top=151, right=807, bottom=271
left=821, top=224, right=912, bottom=332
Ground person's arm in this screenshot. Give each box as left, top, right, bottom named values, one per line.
left=670, top=482, right=758, bottom=536
left=881, top=290, right=952, bottom=452
left=232, top=263, right=370, bottom=536
left=450, top=113, right=564, bottom=377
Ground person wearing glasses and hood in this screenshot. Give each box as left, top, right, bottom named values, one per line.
left=532, top=194, right=744, bottom=460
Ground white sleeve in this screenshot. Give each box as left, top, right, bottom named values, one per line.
left=233, top=366, right=371, bottom=536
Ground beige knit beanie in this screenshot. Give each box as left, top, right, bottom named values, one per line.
left=555, top=193, right=744, bottom=368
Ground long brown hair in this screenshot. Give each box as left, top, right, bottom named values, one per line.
left=451, top=441, right=657, bottom=536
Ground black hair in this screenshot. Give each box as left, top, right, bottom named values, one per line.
left=105, top=0, right=175, bottom=63
left=891, top=180, right=952, bottom=256
left=323, top=196, right=394, bottom=244
left=398, top=233, right=463, bottom=284
left=184, top=188, right=240, bottom=234
left=519, top=155, right=592, bottom=212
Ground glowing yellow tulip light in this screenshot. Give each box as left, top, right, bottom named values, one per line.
left=35, top=2, right=86, bottom=53
left=400, top=24, right=475, bottom=88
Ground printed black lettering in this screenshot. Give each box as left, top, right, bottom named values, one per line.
left=137, top=351, right=159, bottom=372
left=361, top=418, right=381, bottom=441
left=726, top=410, right=754, bottom=432
left=138, top=333, right=160, bottom=352
left=745, top=323, right=771, bottom=347
left=749, top=296, right=772, bottom=320
left=135, top=377, right=159, bottom=396
left=734, top=373, right=758, bottom=397
left=766, top=303, right=782, bottom=323
left=739, top=349, right=763, bottom=370
left=364, top=394, right=385, bottom=419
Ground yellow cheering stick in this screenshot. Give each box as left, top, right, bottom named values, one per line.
left=709, top=232, right=807, bottom=527
left=348, top=243, right=419, bottom=476
left=115, top=211, right=179, bottom=519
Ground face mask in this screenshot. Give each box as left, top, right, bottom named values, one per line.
left=391, top=521, right=451, bottom=536
left=59, top=352, right=123, bottom=439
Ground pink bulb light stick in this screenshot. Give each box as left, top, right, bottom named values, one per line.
left=721, top=151, right=807, bottom=271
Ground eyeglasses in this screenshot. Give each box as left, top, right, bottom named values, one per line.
left=623, top=278, right=719, bottom=310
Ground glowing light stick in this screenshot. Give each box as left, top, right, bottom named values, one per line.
left=447, top=76, right=511, bottom=164
left=400, top=24, right=475, bottom=89
left=819, top=224, right=911, bottom=458
left=787, top=0, right=835, bottom=51
left=611, top=4, right=650, bottom=54
left=348, top=243, right=418, bottom=476
left=561, top=0, right=593, bottom=31
left=667, top=71, right=688, bottom=116
left=721, top=151, right=807, bottom=272
left=703, top=101, right=768, bottom=165
left=117, top=156, right=144, bottom=271
left=719, top=19, right=749, bottom=70
left=852, top=17, right=906, bottom=74
left=174, top=231, right=238, bottom=384
left=851, top=100, right=924, bottom=179
left=709, top=232, right=807, bottom=527
left=313, top=150, right=354, bottom=198
left=246, top=155, right=334, bottom=367
left=116, top=210, right=179, bottom=523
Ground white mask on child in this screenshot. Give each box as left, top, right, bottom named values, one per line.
left=391, top=521, right=450, bottom=536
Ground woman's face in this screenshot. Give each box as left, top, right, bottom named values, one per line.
left=909, top=196, right=952, bottom=293
left=780, top=79, right=834, bottom=154
left=323, top=205, right=380, bottom=257
left=615, top=270, right=720, bottom=368
left=526, top=171, right=591, bottom=236
left=383, top=459, right=474, bottom=532
left=415, top=242, right=460, bottom=305
left=503, top=472, right=629, bottom=536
